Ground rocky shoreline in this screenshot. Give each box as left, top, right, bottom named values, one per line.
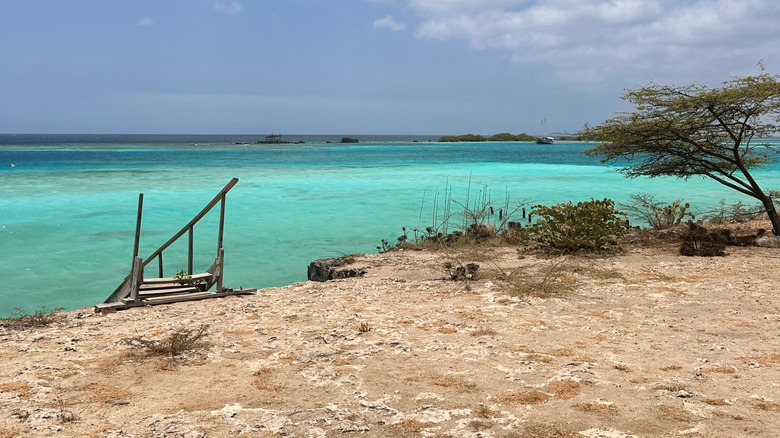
left=2, top=243, right=780, bottom=437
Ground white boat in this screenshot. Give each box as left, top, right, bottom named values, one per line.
left=535, top=136, right=555, bottom=144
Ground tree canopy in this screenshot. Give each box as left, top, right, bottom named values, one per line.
left=587, top=67, right=780, bottom=235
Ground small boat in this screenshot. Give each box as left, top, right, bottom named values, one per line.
left=536, top=136, right=555, bottom=144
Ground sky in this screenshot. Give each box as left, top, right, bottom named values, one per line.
left=1, top=0, right=780, bottom=135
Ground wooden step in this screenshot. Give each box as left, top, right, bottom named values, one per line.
left=138, top=286, right=200, bottom=297
left=141, top=291, right=217, bottom=304
left=140, top=282, right=201, bottom=291
left=142, top=273, right=212, bottom=284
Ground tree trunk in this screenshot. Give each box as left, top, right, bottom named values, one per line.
left=758, top=194, right=780, bottom=235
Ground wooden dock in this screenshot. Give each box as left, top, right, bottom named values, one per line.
left=96, top=178, right=256, bottom=312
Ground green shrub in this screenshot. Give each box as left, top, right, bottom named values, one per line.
left=528, top=199, right=627, bottom=253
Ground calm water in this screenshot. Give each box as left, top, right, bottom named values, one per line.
left=1, top=134, right=779, bottom=317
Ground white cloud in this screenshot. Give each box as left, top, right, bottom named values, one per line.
left=374, top=15, right=407, bottom=31
left=391, top=0, right=780, bottom=83
left=137, top=18, right=154, bottom=27
left=215, top=2, right=243, bottom=14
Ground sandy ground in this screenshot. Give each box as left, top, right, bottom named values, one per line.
left=1, top=241, right=780, bottom=438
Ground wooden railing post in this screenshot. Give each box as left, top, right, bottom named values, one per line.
left=158, top=254, right=164, bottom=278
left=133, top=194, right=143, bottom=263
left=216, top=248, right=224, bottom=293
left=188, top=225, right=194, bottom=275
left=217, top=193, right=226, bottom=255
left=130, top=256, right=143, bottom=303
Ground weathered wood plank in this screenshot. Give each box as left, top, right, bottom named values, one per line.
left=142, top=273, right=212, bottom=284
left=138, top=286, right=199, bottom=296
left=96, top=288, right=256, bottom=312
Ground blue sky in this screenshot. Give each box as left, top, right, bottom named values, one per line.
left=1, top=0, right=779, bottom=135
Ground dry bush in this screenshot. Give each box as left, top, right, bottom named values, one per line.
left=703, top=365, right=736, bottom=374
left=679, top=222, right=727, bottom=256
left=653, top=382, right=688, bottom=392
left=467, top=419, right=494, bottom=431
left=518, top=423, right=582, bottom=438
left=474, top=404, right=495, bottom=418
left=0, top=382, right=31, bottom=400
left=701, top=398, right=729, bottom=406
left=252, top=368, right=285, bottom=392
left=754, top=401, right=780, bottom=411
left=120, top=324, right=210, bottom=358
left=0, top=428, right=25, bottom=438
left=572, top=402, right=618, bottom=416
left=73, top=383, right=131, bottom=402
left=498, top=258, right=579, bottom=298
left=498, top=390, right=551, bottom=405
left=430, top=374, right=477, bottom=392
left=613, top=363, right=631, bottom=372
left=660, top=365, right=683, bottom=371
left=548, top=380, right=581, bottom=399
left=471, top=325, right=496, bottom=336
left=392, top=419, right=426, bottom=433
left=0, top=306, right=64, bottom=329
left=658, top=404, right=691, bottom=421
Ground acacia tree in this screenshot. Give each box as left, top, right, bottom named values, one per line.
left=587, top=68, right=780, bottom=235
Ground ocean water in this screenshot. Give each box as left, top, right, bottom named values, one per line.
left=1, top=134, right=779, bottom=317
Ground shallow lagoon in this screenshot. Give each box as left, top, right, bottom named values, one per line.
left=1, top=136, right=778, bottom=316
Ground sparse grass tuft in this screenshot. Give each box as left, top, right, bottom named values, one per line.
left=572, top=402, right=618, bottom=416
left=0, top=382, right=31, bottom=400
left=474, top=404, right=495, bottom=418
left=548, top=380, right=581, bottom=399
left=0, top=306, right=64, bottom=329
left=754, top=401, right=780, bottom=411
left=471, top=325, right=496, bottom=336
left=430, top=374, right=477, bottom=392
left=658, top=404, right=691, bottom=421
left=519, top=423, right=582, bottom=438
left=497, top=390, right=550, bottom=405
left=393, top=419, right=426, bottom=433
left=120, top=325, right=209, bottom=358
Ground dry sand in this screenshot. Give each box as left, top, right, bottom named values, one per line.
left=1, top=242, right=779, bottom=437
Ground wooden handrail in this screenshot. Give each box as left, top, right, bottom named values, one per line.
left=141, top=178, right=238, bottom=268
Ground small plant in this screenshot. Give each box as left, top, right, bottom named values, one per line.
left=0, top=306, right=64, bottom=329
left=679, top=222, right=727, bottom=256
left=443, top=261, right=480, bottom=281
left=54, top=391, right=78, bottom=423
left=528, top=198, right=627, bottom=253
left=502, top=257, right=577, bottom=297
left=172, top=269, right=197, bottom=286
left=621, top=194, right=694, bottom=229
left=357, top=322, right=372, bottom=333
left=121, top=324, right=210, bottom=358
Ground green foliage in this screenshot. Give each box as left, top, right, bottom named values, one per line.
left=439, top=134, right=487, bottom=142
left=487, top=132, right=537, bottom=142
left=528, top=199, right=627, bottom=253
left=340, top=137, right=359, bottom=143
left=679, top=223, right=727, bottom=257
left=1, top=306, right=64, bottom=329
left=440, top=133, right=537, bottom=142
left=622, top=194, right=695, bottom=229
left=121, top=324, right=210, bottom=358
left=588, top=65, right=780, bottom=235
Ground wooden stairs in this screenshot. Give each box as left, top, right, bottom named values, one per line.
left=96, top=178, right=255, bottom=312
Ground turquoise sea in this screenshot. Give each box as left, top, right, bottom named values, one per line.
left=2, top=134, right=779, bottom=317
